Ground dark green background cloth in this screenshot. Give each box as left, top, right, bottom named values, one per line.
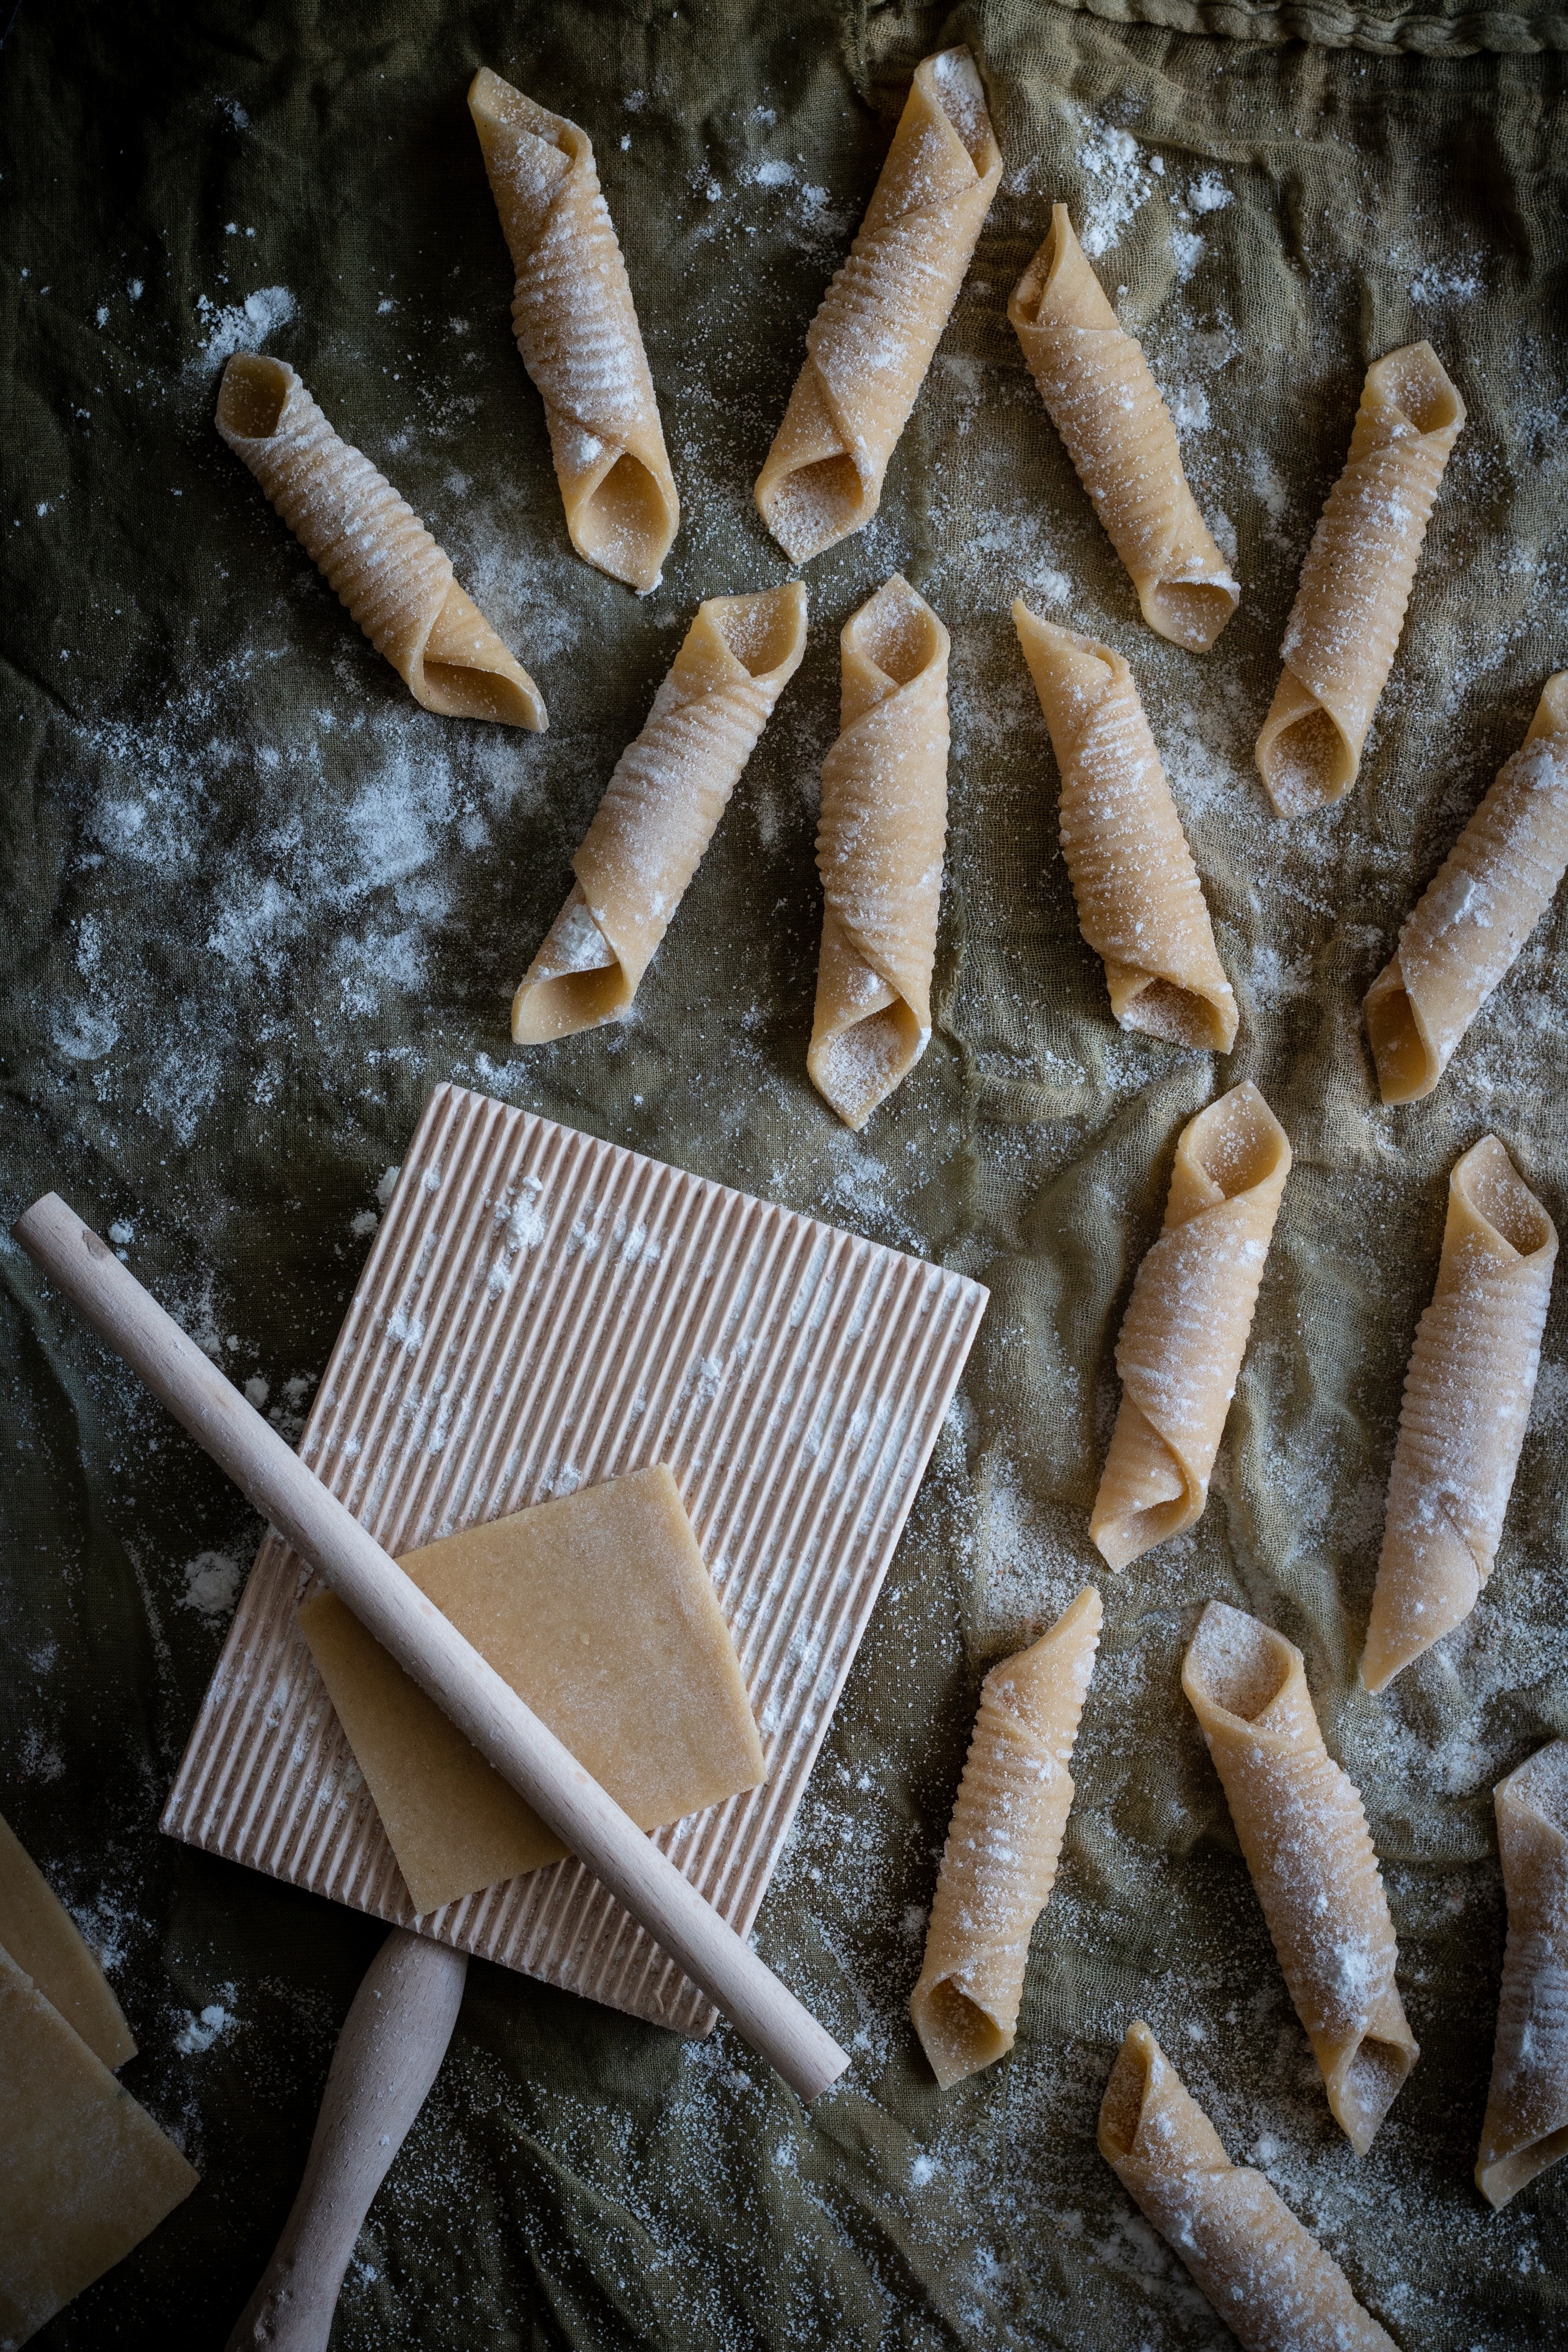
left=3, top=0, right=1566, bottom=2343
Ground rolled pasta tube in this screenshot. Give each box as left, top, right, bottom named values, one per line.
left=469, top=68, right=679, bottom=593
left=910, top=1587, right=1101, bottom=2089
left=1476, top=1740, right=1568, bottom=2209
left=1099, top=2021, right=1397, bottom=2352
left=215, top=354, right=545, bottom=729
left=1013, top=603, right=1237, bottom=1051
left=755, top=47, right=1001, bottom=563
left=1360, top=1136, right=1557, bottom=1694
left=1365, top=675, right=1568, bottom=1103
left=1184, top=1603, right=1419, bottom=2154
left=1256, top=341, right=1464, bottom=815
left=1009, top=206, right=1238, bottom=652
left=1090, top=1084, right=1289, bottom=1570
left=512, top=584, right=807, bottom=1042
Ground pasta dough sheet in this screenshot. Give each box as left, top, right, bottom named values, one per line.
left=1361, top=1135, right=1557, bottom=1694
left=0, top=1812, right=134, bottom=2073
left=755, top=47, right=1000, bottom=562
left=296, top=1464, right=766, bottom=1918
left=1009, top=206, right=1238, bottom=652
left=1477, top=1740, right=1568, bottom=2209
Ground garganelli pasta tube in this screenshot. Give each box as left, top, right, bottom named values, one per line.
left=755, top=47, right=1001, bottom=563
left=469, top=67, right=678, bottom=592
left=1183, top=1603, right=1418, bottom=2154
left=1090, top=1084, right=1289, bottom=1569
left=1013, top=603, right=1237, bottom=1050
left=1476, top=1740, right=1568, bottom=2209
left=1256, top=340, right=1464, bottom=815
left=1099, top=2022, right=1397, bottom=2352
left=1009, top=206, right=1238, bottom=652
left=216, top=355, right=546, bottom=728
left=910, top=1587, right=1100, bottom=2089
left=1365, top=675, right=1568, bottom=1103
left=512, top=585, right=806, bottom=1042
left=810, top=575, right=949, bottom=1129
left=1360, top=1136, right=1557, bottom=1694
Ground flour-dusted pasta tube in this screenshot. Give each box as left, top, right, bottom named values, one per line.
left=469, top=68, right=679, bottom=593
left=216, top=354, right=545, bottom=729
left=1365, top=677, right=1568, bottom=1103
left=1009, top=207, right=1238, bottom=652
left=1256, top=341, right=1464, bottom=815
left=755, top=48, right=1001, bottom=563
left=1477, top=1740, right=1568, bottom=2208
left=1184, top=1603, right=1418, bottom=2153
left=910, top=1587, right=1100, bottom=2089
left=512, top=585, right=807, bottom=1042
left=1099, top=2022, right=1397, bottom=2351
left=1090, top=1085, right=1289, bottom=1570
left=1360, top=1136, right=1557, bottom=1694
left=1014, top=603, right=1237, bottom=1050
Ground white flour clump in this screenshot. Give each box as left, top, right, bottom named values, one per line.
left=1078, top=126, right=1152, bottom=257
left=191, top=285, right=296, bottom=371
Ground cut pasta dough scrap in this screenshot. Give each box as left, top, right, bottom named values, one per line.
left=1361, top=1135, right=1557, bottom=1694
left=1256, top=341, right=1464, bottom=815
left=910, top=1587, right=1101, bottom=2089
left=1184, top=1603, right=1418, bottom=2153
left=1090, top=1084, right=1289, bottom=1570
left=512, top=583, right=807, bottom=1043
left=1365, top=675, right=1568, bottom=1103
left=755, top=47, right=1001, bottom=563
left=1010, top=207, right=1238, bottom=652
left=1099, top=2021, right=1397, bottom=2351
left=469, top=67, right=678, bottom=592
left=1013, top=602, right=1238, bottom=1050
left=216, top=353, right=545, bottom=729
left=1477, top=1740, right=1568, bottom=2208
left=0, top=1812, right=134, bottom=2072
left=809, top=575, right=950, bottom=1130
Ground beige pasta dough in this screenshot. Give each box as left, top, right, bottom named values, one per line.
left=1090, top=1084, right=1289, bottom=1570
left=215, top=354, right=545, bottom=728
left=1184, top=1603, right=1418, bottom=2153
left=910, top=1587, right=1101, bottom=2089
left=1099, top=2021, right=1397, bottom=2352
left=1013, top=603, right=1237, bottom=1050
left=1360, top=1135, right=1557, bottom=1694
left=1256, top=340, right=1464, bottom=815
left=755, top=47, right=1001, bottom=562
left=1476, top=1739, right=1568, bottom=2208
left=469, top=67, right=679, bottom=593
left=1009, top=206, right=1238, bottom=652
left=810, top=576, right=949, bottom=1130
left=513, top=584, right=806, bottom=1042
left=1365, top=675, right=1568, bottom=1103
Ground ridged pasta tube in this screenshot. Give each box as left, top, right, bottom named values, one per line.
left=216, top=354, right=545, bottom=728
left=1184, top=1603, right=1419, bottom=2154
left=1360, top=1136, right=1557, bottom=1693
left=911, top=1588, right=1100, bottom=2089
left=1009, top=206, right=1239, bottom=653
left=755, top=47, right=1001, bottom=563
left=512, top=585, right=807, bottom=1042
left=1014, top=603, right=1237, bottom=1050
left=1477, top=1740, right=1568, bottom=2209
left=1090, top=1084, right=1289, bottom=1570
left=469, top=67, right=679, bottom=592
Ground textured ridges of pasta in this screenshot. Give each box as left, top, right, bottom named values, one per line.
left=1256, top=340, right=1464, bottom=816
left=215, top=353, right=545, bottom=728
left=754, top=47, right=1001, bottom=563
left=1184, top=1604, right=1418, bottom=2154
left=1365, top=674, right=1568, bottom=1103
left=1013, top=603, right=1237, bottom=1050
left=1477, top=1740, right=1568, bottom=2208
left=1009, top=207, right=1238, bottom=653
left=469, top=68, right=679, bottom=593
left=512, top=584, right=807, bottom=1042
left=1360, top=1136, right=1557, bottom=1694
left=1099, top=2022, right=1398, bottom=2351
left=910, top=1587, right=1100, bottom=2089
left=1090, top=1084, right=1289, bottom=1570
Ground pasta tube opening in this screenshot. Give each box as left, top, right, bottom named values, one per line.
left=216, top=351, right=289, bottom=439
left=1096, top=2019, right=1163, bottom=2164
